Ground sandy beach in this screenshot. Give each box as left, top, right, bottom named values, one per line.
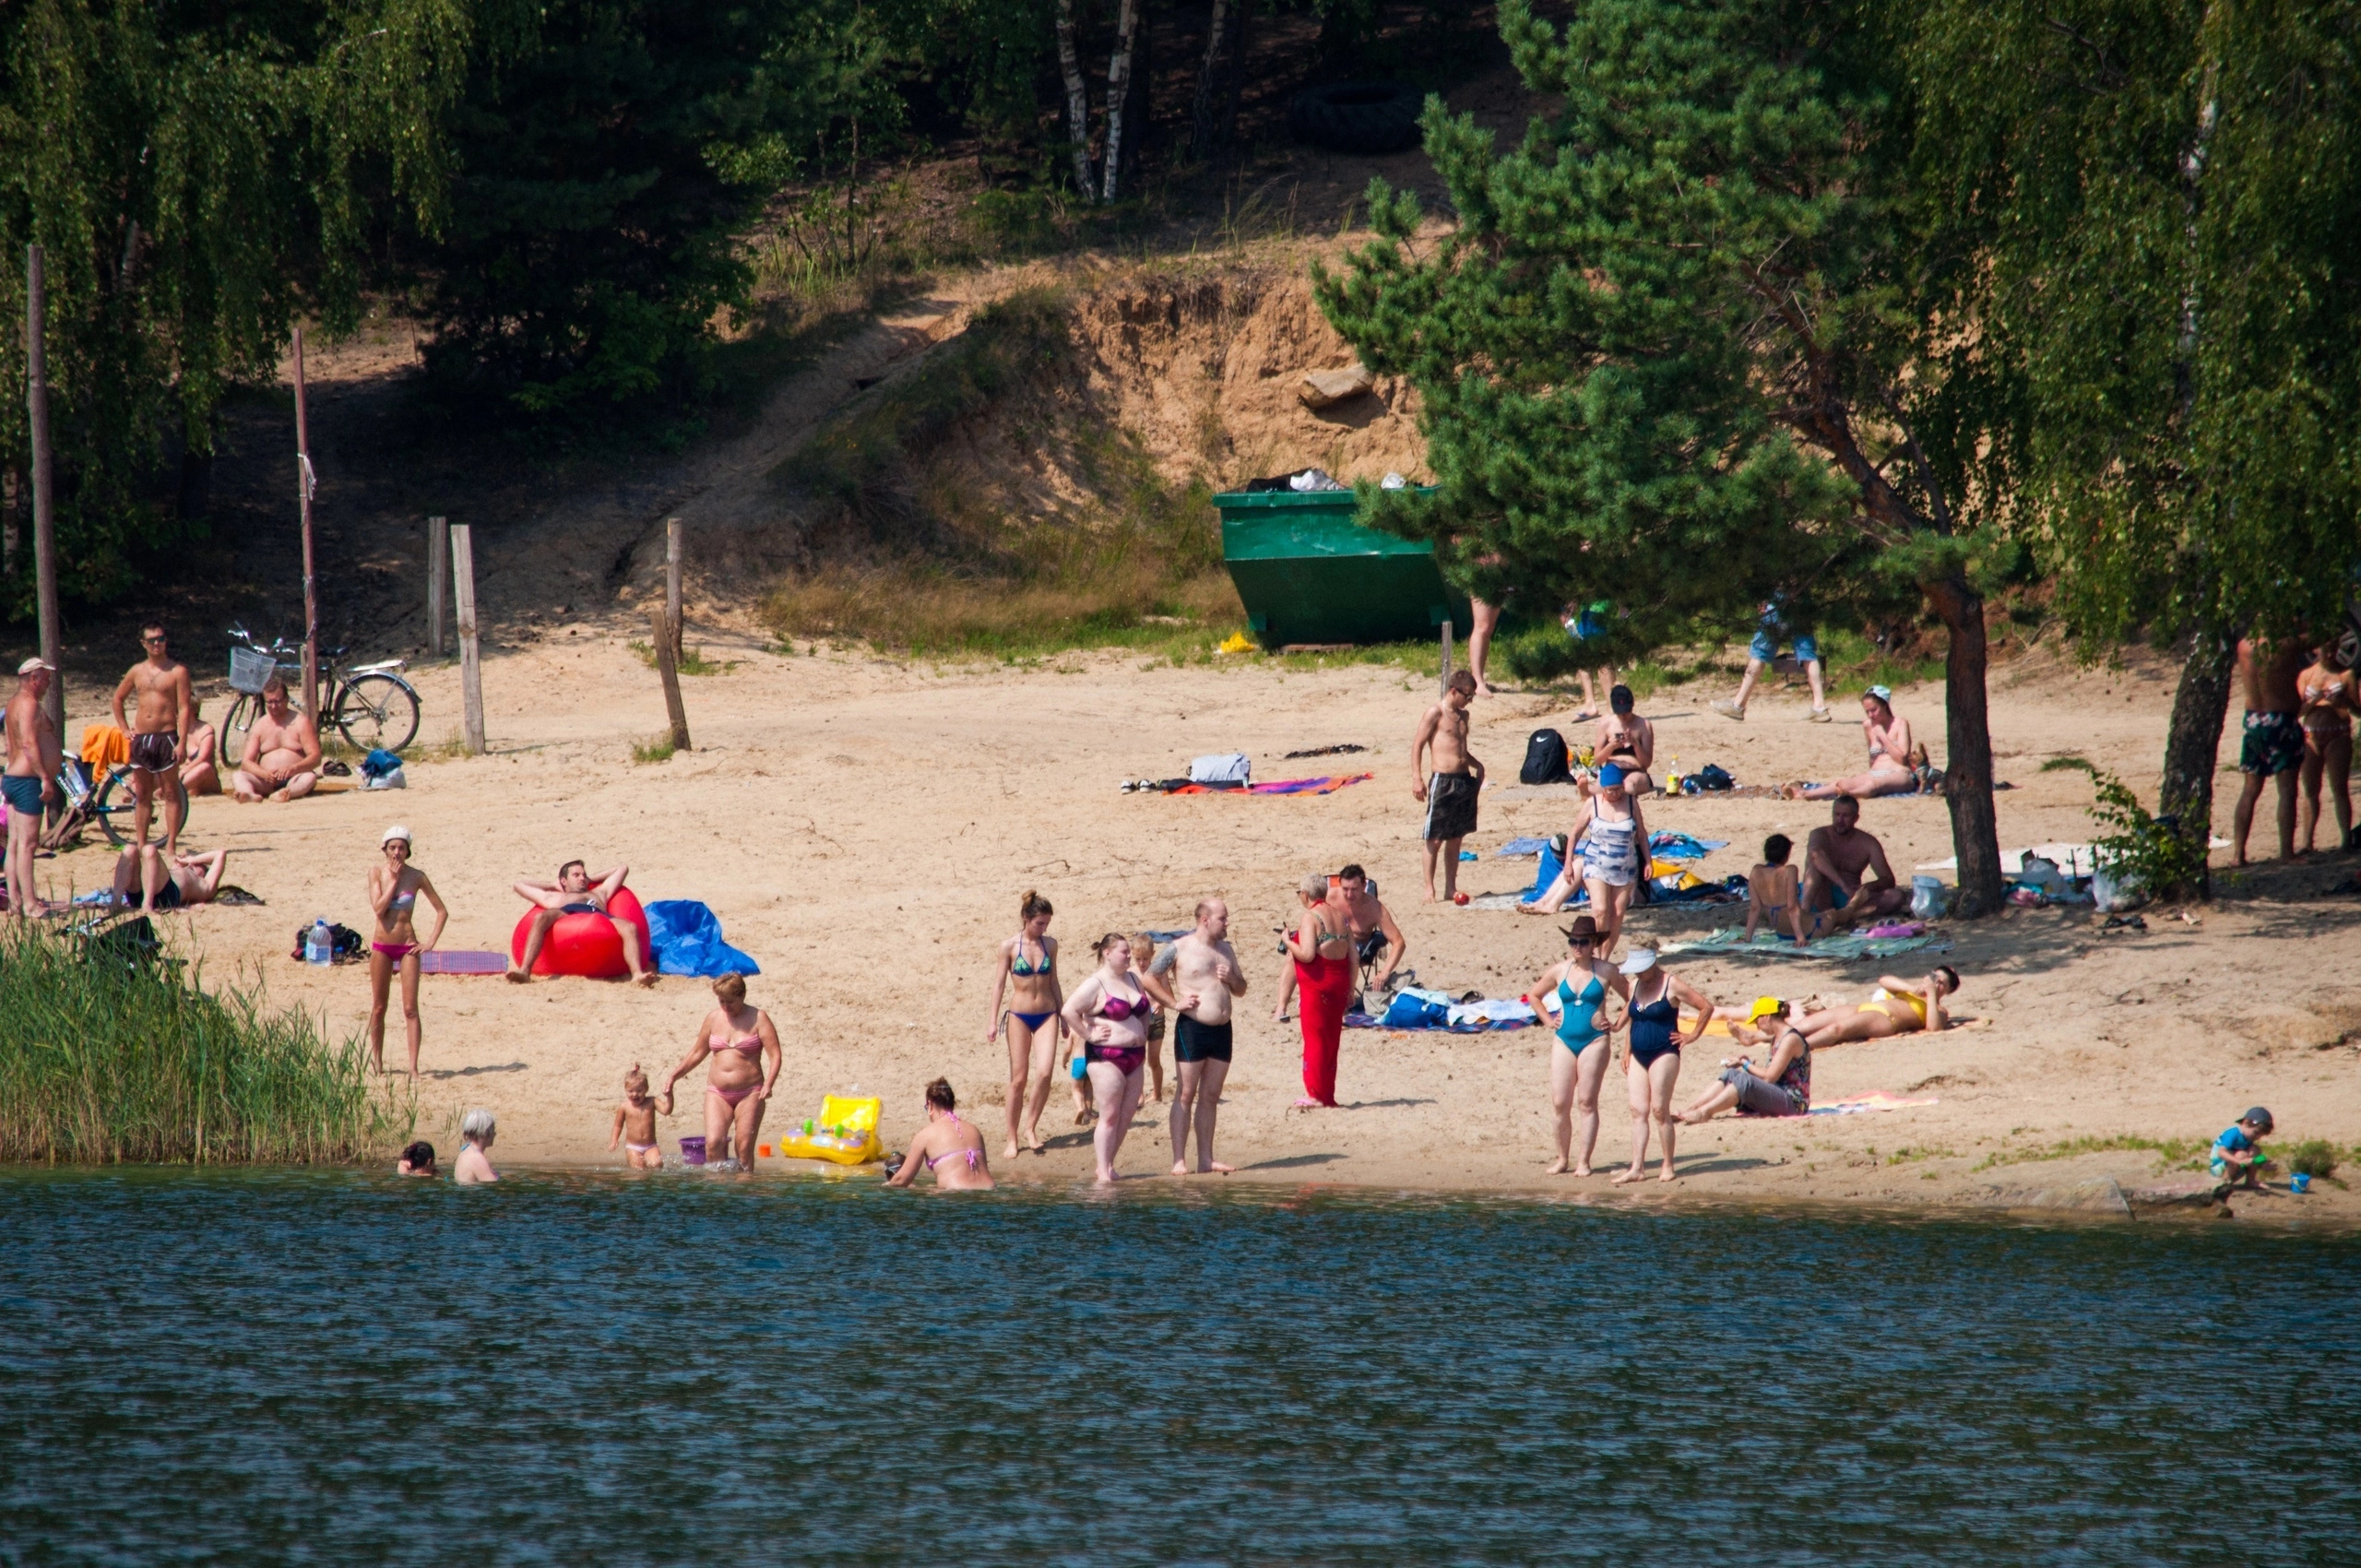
left=49, top=622, right=2361, bottom=1218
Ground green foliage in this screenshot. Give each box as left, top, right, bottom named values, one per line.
left=631, top=733, right=678, bottom=764
left=0, top=923, right=407, bottom=1163
left=2040, top=755, right=2210, bottom=898
left=2286, top=1139, right=2339, bottom=1181
left=1972, top=1133, right=2208, bottom=1172
left=628, top=641, right=738, bottom=675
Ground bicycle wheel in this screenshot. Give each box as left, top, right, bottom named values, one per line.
left=334, top=673, right=421, bottom=754
left=223, top=692, right=259, bottom=740
left=92, top=766, right=135, bottom=849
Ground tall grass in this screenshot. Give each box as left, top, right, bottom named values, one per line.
left=0, top=924, right=408, bottom=1164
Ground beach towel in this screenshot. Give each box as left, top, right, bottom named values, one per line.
left=1648, top=832, right=1729, bottom=861
left=1497, top=836, right=1552, bottom=857
left=1809, top=1092, right=1940, bottom=1116
left=79, top=723, right=129, bottom=772
left=1347, top=1003, right=1534, bottom=1032
left=420, top=949, right=510, bottom=975
left=645, top=899, right=761, bottom=977
left=1164, top=772, right=1374, bottom=796
left=1658, top=928, right=1949, bottom=961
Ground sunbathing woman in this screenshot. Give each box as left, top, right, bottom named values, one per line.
left=985, top=890, right=1063, bottom=1158
left=1526, top=762, right=1648, bottom=946
left=1785, top=967, right=1959, bottom=1049
left=886, top=1078, right=996, bottom=1191
left=660, top=972, right=781, bottom=1168
left=1530, top=914, right=1631, bottom=1176
left=1061, top=933, right=1155, bottom=1183
left=1788, top=687, right=1919, bottom=801
left=2297, top=639, right=2355, bottom=854
left=366, top=826, right=448, bottom=1078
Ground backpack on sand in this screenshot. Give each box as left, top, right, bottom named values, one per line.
left=1520, top=729, right=1572, bottom=786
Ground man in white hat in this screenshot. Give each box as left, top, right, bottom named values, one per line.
left=5, top=657, right=60, bottom=916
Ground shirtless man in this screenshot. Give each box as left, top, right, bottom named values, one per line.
left=111, top=623, right=195, bottom=851
left=1801, top=795, right=1909, bottom=934
left=1412, top=669, right=1485, bottom=901
left=231, top=676, right=323, bottom=802
left=2233, top=633, right=2311, bottom=864
left=1596, top=684, right=1655, bottom=796
left=1335, top=863, right=1408, bottom=999
left=509, top=860, right=658, bottom=985
left=112, top=844, right=233, bottom=914
left=1153, top=897, right=1249, bottom=1175
left=5, top=658, right=61, bottom=917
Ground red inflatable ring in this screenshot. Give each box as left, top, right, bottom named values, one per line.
left=509, top=887, right=653, bottom=979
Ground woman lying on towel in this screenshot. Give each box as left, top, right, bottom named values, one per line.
left=1784, top=967, right=1959, bottom=1049
left=1784, top=687, right=1921, bottom=801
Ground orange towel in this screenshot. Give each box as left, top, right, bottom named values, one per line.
left=79, top=723, right=128, bottom=771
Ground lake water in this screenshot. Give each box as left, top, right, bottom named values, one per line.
left=3, top=1169, right=2355, bottom=1563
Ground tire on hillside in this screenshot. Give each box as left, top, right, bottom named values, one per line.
left=1287, top=81, right=1427, bottom=157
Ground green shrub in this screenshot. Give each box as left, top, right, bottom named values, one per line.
left=2039, top=757, right=2211, bottom=901
left=2288, top=1139, right=2340, bottom=1180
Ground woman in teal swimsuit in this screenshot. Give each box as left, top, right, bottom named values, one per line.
left=1530, top=915, right=1631, bottom=1175
left=985, top=890, right=1063, bottom=1159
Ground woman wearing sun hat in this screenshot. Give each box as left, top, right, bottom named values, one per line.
left=1788, top=686, right=1919, bottom=801
left=1611, top=947, right=1714, bottom=1183
left=366, top=825, right=447, bottom=1078
left=1530, top=914, right=1631, bottom=1175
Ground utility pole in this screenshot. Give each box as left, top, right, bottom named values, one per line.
left=26, top=245, right=62, bottom=737
left=292, top=326, right=319, bottom=720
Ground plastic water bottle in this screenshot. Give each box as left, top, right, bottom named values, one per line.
left=306, top=919, right=332, bottom=966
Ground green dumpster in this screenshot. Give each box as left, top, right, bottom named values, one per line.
left=1216, top=487, right=1470, bottom=648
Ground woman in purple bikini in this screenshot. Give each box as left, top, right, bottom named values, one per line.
left=660, top=972, right=780, bottom=1167
left=985, top=890, right=1064, bottom=1159
left=887, top=1078, right=995, bottom=1190
left=1062, top=933, right=1154, bottom=1184
left=365, top=826, right=447, bottom=1079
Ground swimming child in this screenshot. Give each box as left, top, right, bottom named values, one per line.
left=1745, top=834, right=1807, bottom=944
left=610, top=1063, right=663, bottom=1169
left=397, top=1141, right=436, bottom=1177
left=2212, top=1107, right=2274, bottom=1190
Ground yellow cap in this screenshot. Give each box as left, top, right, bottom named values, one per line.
left=1747, top=995, right=1786, bottom=1021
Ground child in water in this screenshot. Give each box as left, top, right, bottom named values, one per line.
left=1745, top=834, right=1808, bottom=944
left=610, top=1063, right=663, bottom=1168
left=2212, top=1107, right=2274, bottom=1190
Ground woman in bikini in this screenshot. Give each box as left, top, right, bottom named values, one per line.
left=1784, top=967, right=1959, bottom=1049
left=366, top=826, right=447, bottom=1078
left=1789, top=687, right=1919, bottom=801
left=1062, top=933, right=1155, bottom=1183
left=985, top=889, right=1064, bottom=1158
left=1286, top=871, right=1355, bottom=1109
left=660, top=972, right=781, bottom=1168
left=886, top=1078, right=996, bottom=1191
left=1612, top=949, right=1715, bottom=1183
left=2296, top=640, right=2355, bottom=854
left=1530, top=914, right=1631, bottom=1176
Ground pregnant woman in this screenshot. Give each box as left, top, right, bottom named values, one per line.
left=1612, top=949, right=1715, bottom=1185
left=1062, top=934, right=1154, bottom=1184
left=366, top=826, right=448, bottom=1078
left=1530, top=915, right=1631, bottom=1176
left=661, top=972, right=781, bottom=1168
left=986, top=890, right=1063, bottom=1159
left=1287, top=872, right=1356, bottom=1110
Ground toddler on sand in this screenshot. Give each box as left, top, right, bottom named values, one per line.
left=2212, top=1106, right=2274, bottom=1190
left=610, top=1063, right=664, bottom=1169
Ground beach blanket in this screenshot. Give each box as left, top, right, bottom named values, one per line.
left=1161, top=772, right=1373, bottom=796
left=421, top=949, right=510, bottom=975
left=1649, top=832, right=1729, bottom=861
left=1497, top=836, right=1552, bottom=858
left=1347, top=1006, right=1535, bottom=1033
left=1810, top=1092, right=1940, bottom=1116
left=646, top=899, right=761, bottom=977
left=1658, top=928, right=1949, bottom=961
left=79, top=723, right=128, bottom=772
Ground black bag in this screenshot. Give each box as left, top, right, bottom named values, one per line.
left=1692, top=763, right=1735, bottom=791
left=290, top=922, right=367, bottom=963
left=1520, top=728, right=1572, bottom=785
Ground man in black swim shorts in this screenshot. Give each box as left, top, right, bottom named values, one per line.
left=110, top=622, right=195, bottom=854
left=1150, top=898, right=1247, bottom=1176
left=1412, top=669, right=1485, bottom=901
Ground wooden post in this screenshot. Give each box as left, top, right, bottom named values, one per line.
left=26, top=245, right=62, bottom=738
left=664, top=517, right=683, bottom=660
left=650, top=607, right=691, bottom=753
left=1438, top=617, right=1453, bottom=697
left=451, top=524, right=485, bottom=754
left=425, top=517, right=447, bottom=655
left=292, top=326, right=319, bottom=722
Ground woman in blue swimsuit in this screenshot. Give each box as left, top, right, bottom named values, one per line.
left=986, top=890, right=1063, bottom=1159
left=1530, top=915, right=1631, bottom=1176
left=1612, top=949, right=1716, bottom=1184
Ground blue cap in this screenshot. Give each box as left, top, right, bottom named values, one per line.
left=1598, top=762, right=1626, bottom=787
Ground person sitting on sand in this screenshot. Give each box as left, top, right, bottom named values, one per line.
left=1744, top=835, right=1807, bottom=944
left=397, top=1140, right=437, bottom=1177
left=1677, top=1001, right=1812, bottom=1123
left=1783, top=967, right=1960, bottom=1049
left=454, top=1109, right=499, bottom=1184
left=232, top=675, right=322, bottom=802
left=886, top=1078, right=996, bottom=1191
left=507, top=860, right=657, bottom=985
left=1786, top=687, right=1918, bottom=801
left=112, top=844, right=232, bottom=913
left=1337, top=865, right=1408, bottom=1003
left=178, top=701, right=221, bottom=797
left=986, top=889, right=1063, bottom=1158
left=1531, top=915, right=1631, bottom=1177
left=2211, top=1106, right=2274, bottom=1191
left=1613, top=949, right=1714, bottom=1184
left=1801, top=796, right=1910, bottom=935
left=610, top=1063, right=663, bottom=1169
left=659, top=972, right=778, bottom=1167
left=1063, top=932, right=1156, bottom=1182
left=1595, top=685, right=1655, bottom=796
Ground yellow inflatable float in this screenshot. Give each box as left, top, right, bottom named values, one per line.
left=776, top=1094, right=884, bottom=1165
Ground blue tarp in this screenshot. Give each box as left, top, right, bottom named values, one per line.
left=645, top=899, right=761, bottom=977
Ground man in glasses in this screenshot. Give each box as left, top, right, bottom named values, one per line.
left=110, top=622, right=196, bottom=853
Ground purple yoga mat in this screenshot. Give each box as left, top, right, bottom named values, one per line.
left=419, top=950, right=509, bottom=975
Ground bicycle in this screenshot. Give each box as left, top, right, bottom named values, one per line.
left=39, top=755, right=168, bottom=851
left=221, top=624, right=422, bottom=754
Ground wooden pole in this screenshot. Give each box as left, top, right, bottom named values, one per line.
left=425, top=517, right=447, bottom=655
left=26, top=245, right=62, bottom=738
left=292, top=326, right=319, bottom=721
left=650, top=607, right=691, bottom=754
left=451, top=524, right=485, bottom=754
left=664, top=517, right=683, bottom=660
left=1438, top=617, right=1453, bottom=697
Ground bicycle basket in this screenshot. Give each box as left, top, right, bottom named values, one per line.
left=228, top=646, right=276, bottom=695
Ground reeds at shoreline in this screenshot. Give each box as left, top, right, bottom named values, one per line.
left=0, top=923, right=409, bottom=1164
